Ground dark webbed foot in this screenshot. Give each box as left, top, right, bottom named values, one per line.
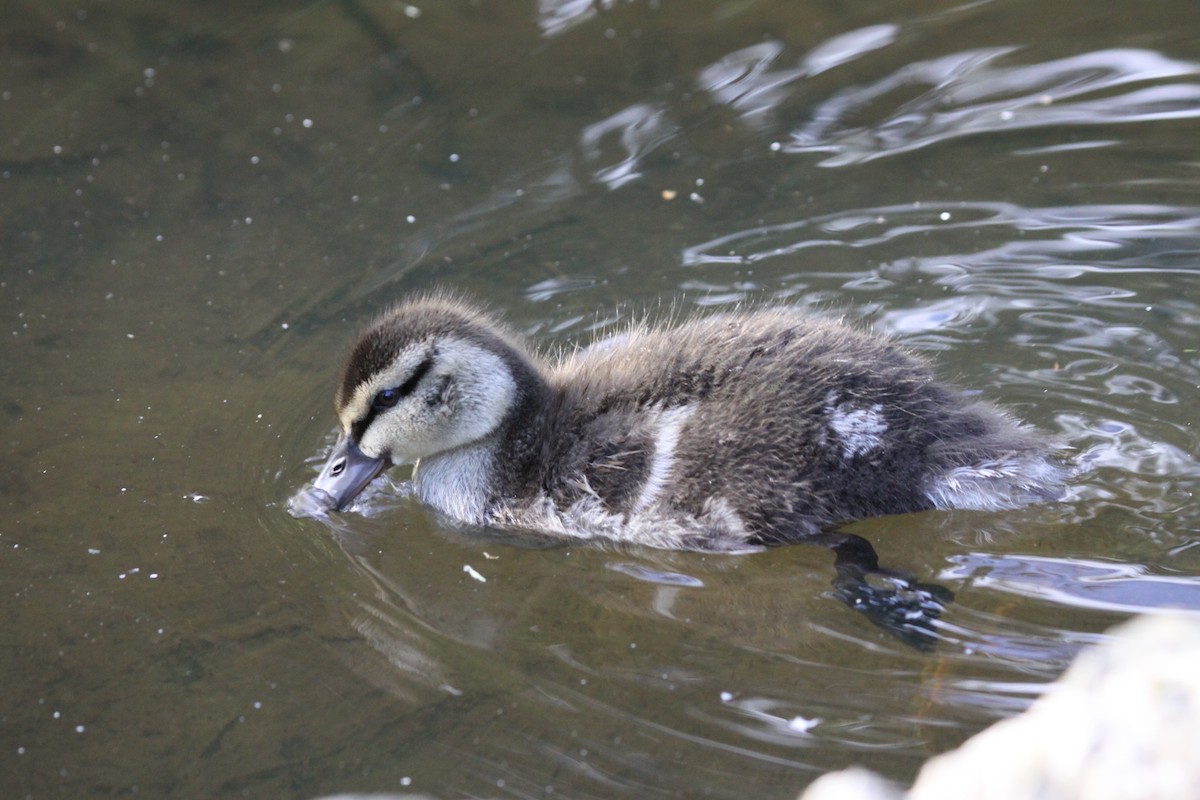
left=814, top=532, right=954, bottom=651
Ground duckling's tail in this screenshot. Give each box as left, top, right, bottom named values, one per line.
left=922, top=402, right=1069, bottom=512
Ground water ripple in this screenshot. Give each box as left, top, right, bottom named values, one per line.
left=784, top=47, right=1200, bottom=165
left=581, top=103, right=679, bottom=190
left=682, top=201, right=1200, bottom=270
left=943, top=554, right=1200, bottom=615
left=699, top=27, right=899, bottom=130
left=536, top=0, right=602, bottom=38
left=698, top=29, right=893, bottom=133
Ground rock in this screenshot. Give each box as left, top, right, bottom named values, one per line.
left=801, top=767, right=903, bottom=800
left=800, top=614, right=1200, bottom=800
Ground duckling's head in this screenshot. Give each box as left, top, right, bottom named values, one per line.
left=297, top=295, right=536, bottom=513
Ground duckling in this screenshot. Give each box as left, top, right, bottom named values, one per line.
left=290, top=293, right=1065, bottom=552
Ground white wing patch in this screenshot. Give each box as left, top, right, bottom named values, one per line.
left=633, top=405, right=695, bottom=513
left=825, top=392, right=888, bottom=459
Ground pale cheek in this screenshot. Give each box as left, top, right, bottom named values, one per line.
left=367, top=407, right=456, bottom=463
left=357, top=408, right=415, bottom=460
left=358, top=428, right=390, bottom=460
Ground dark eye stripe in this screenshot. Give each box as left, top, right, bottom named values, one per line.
left=396, top=356, right=433, bottom=398
left=370, top=356, right=434, bottom=410
left=354, top=356, right=436, bottom=443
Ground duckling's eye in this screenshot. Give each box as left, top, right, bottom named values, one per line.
left=373, top=388, right=401, bottom=409
left=371, top=356, right=433, bottom=411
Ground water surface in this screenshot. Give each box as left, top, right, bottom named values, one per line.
left=3, top=0, right=1200, bottom=797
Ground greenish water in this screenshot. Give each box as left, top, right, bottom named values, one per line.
left=3, top=0, right=1200, bottom=797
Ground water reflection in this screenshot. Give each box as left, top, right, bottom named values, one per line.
left=537, top=0, right=608, bottom=38
left=682, top=202, right=1200, bottom=272
left=582, top=103, right=678, bottom=190
left=699, top=28, right=898, bottom=129
left=678, top=201, right=1200, bottom=405
left=607, top=561, right=706, bottom=587
left=944, top=553, right=1200, bottom=614
left=700, top=41, right=807, bottom=128
left=785, top=48, right=1200, bottom=165
left=8, top=0, right=1200, bottom=797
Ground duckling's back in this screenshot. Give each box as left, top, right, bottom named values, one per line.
left=528, top=309, right=1060, bottom=549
